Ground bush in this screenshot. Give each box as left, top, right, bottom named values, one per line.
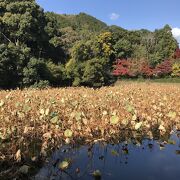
left=23, top=58, right=51, bottom=87
left=172, top=61, right=180, bottom=77
left=30, top=80, right=50, bottom=89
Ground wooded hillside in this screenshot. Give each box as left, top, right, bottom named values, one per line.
left=0, top=0, right=179, bottom=89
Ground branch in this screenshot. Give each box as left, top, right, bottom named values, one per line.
left=0, top=32, right=12, bottom=43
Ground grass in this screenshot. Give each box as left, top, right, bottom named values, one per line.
left=115, top=77, right=180, bottom=84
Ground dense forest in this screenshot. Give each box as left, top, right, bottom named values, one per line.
left=0, top=0, right=180, bottom=89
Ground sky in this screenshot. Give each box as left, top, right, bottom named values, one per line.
left=36, top=0, right=180, bottom=45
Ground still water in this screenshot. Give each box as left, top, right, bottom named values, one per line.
left=35, top=131, right=180, bottom=180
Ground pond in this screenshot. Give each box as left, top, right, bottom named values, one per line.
left=35, top=131, right=180, bottom=180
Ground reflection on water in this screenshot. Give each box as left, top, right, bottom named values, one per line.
left=35, top=131, right=180, bottom=180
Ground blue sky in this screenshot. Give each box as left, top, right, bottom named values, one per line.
left=36, top=0, right=180, bottom=43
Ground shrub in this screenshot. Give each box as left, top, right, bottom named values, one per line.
left=112, top=59, right=131, bottom=77
left=172, top=61, right=180, bottom=77
left=154, top=59, right=173, bottom=77
left=30, top=80, right=50, bottom=89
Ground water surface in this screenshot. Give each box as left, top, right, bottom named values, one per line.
left=35, top=131, right=180, bottom=180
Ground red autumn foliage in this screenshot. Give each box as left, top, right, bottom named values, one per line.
left=112, top=59, right=131, bottom=76
left=113, top=59, right=154, bottom=78
left=154, top=59, right=173, bottom=77
left=174, top=49, right=180, bottom=59
left=113, top=52, right=177, bottom=78
left=140, top=62, right=154, bottom=78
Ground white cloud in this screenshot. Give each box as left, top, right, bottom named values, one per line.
left=172, top=28, right=180, bottom=46
left=110, top=13, right=120, bottom=20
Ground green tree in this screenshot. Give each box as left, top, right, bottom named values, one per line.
left=23, top=57, right=50, bottom=86
left=46, top=61, right=66, bottom=85
left=0, top=43, right=30, bottom=88
left=82, top=58, right=110, bottom=87
left=114, top=39, right=132, bottom=58
left=0, top=0, right=47, bottom=49
left=65, top=59, right=84, bottom=86
left=71, top=40, right=93, bottom=61
left=0, top=0, right=66, bottom=88
left=152, top=25, right=178, bottom=65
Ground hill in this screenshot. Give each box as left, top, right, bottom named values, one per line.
left=0, top=1, right=179, bottom=89
left=49, top=12, right=108, bottom=32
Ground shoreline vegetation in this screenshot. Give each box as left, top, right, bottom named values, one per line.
left=115, top=77, right=180, bottom=84
left=0, top=82, right=180, bottom=178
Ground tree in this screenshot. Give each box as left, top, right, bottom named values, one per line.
left=141, top=33, right=156, bottom=60
left=153, top=25, right=178, bottom=65
left=132, top=45, right=147, bottom=60
left=23, top=58, right=50, bottom=86
left=174, top=49, right=180, bottom=59
left=59, top=26, right=80, bottom=57
left=154, top=59, right=173, bottom=77
left=46, top=61, right=66, bottom=85
left=114, top=39, right=132, bottom=59
left=0, top=43, right=30, bottom=88
left=0, top=0, right=66, bottom=88
left=82, top=58, right=111, bottom=87
left=0, top=0, right=47, bottom=49
left=97, top=32, right=115, bottom=58
left=0, top=0, right=50, bottom=89
left=112, top=59, right=131, bottom=77
left=66, top=32, right=114, bottom=86
left=71, top=40, right=93, bottom=61
left=140, top=62, right=154, bottom=78
left=44, top=12, right=66, bottom=63
left=0, top=1, right=179, bottom=89
left=172, top=61, right=180, bottom=77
